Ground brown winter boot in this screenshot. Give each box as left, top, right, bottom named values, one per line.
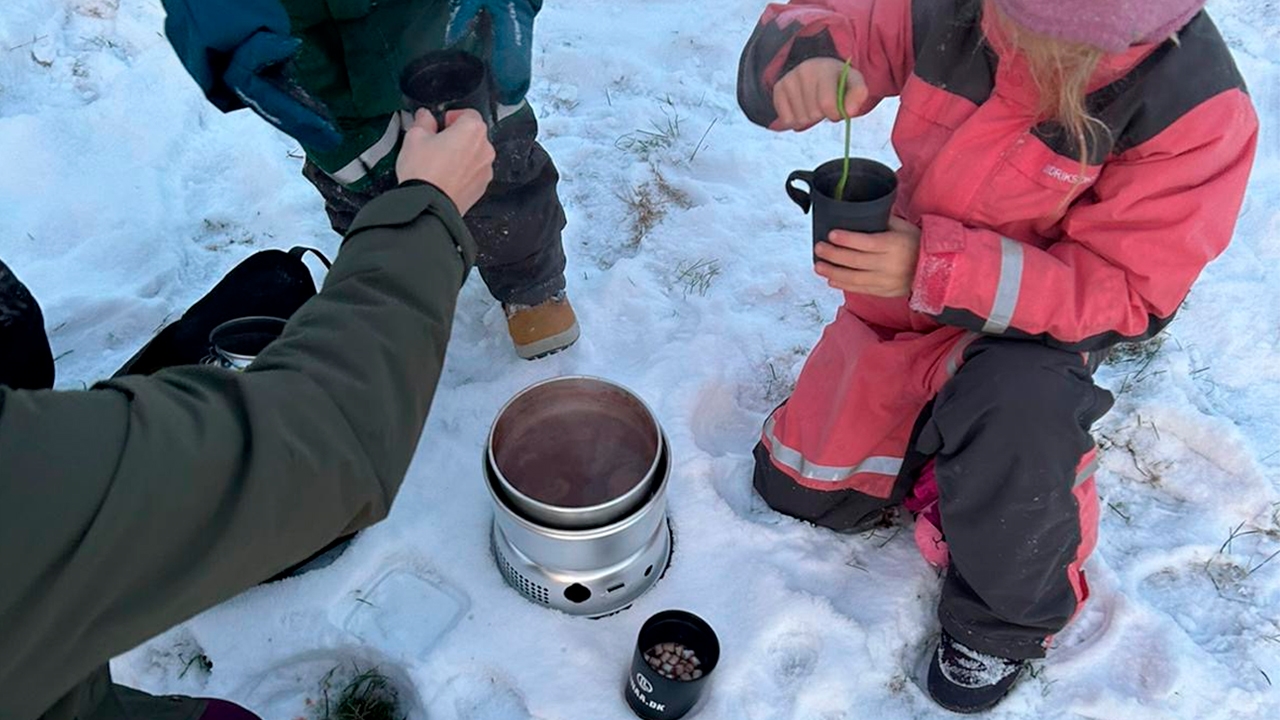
left=505, top=292, right=580, bottom=360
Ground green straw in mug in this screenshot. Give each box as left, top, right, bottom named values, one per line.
left=835, top=58, right=854, bottom=202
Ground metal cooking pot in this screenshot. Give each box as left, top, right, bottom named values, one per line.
left=204, top=316, right=287, bottom=370
left=487, top=376, right=664, bottom=530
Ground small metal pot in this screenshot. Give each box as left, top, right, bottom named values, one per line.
left=205, top=316, right=287, bottom=370
left=488, top=377, right=664, bottom=530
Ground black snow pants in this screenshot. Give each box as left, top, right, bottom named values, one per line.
left=304, top=104, right=567, bottom=307
left=0, top=259, right=54, bottom=391
left=753, top=337, right=1114, bottom=659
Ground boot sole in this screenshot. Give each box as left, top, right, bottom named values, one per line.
left=514, top=321, right=581, bottom=360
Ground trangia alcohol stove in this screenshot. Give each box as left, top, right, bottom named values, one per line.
left=486, top=377, right=673, bottom=616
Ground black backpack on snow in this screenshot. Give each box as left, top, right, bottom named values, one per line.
left=112, top=246, right=329, bottom=377
left=0, top=259, right=55, bottom=391
left=0, top=246, right=329, bottom=389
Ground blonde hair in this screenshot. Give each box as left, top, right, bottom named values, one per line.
left=994, top=6, right=1110, bottom=171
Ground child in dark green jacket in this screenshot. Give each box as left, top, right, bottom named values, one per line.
left=161, top=0, right=580, bottom=360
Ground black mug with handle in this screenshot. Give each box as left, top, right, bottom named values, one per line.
left=399, top=49, right=498, bottom=130
left=787, top=158, right=899, bottom=259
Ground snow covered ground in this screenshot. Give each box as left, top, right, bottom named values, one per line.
left=2, top=1, right=1278, bottom=718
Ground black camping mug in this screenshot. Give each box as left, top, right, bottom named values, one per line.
left=399, top=50, right=497, bottom=129
left=787, top=158, right=898, bottom=257
left=205, top=316, right=287, bottom=371
left=625, top=610, right=721, bottom=720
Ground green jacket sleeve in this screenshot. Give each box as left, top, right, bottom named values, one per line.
left=0, top=184, right=476, bottom=720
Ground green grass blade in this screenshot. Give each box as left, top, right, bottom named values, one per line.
left=835, top=58, right=854, bottom=202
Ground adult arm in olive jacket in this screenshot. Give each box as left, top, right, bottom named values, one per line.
left=0, top=180, right=477, bottom=720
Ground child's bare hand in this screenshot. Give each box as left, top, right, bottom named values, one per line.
left=814, top=217, right=921, bottom=297
left=395, top=108, right=496, bottom=215
left=772, top=58, right=869, bottom=131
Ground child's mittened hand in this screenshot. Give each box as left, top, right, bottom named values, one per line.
left=772, top=58, right=869, bottom=131
left=814, top=217, right=922, bottom=297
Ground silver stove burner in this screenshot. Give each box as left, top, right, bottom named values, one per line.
left=491, top=514, right=672, bottom=617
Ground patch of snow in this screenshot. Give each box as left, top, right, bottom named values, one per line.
left=1, top=1, right=1277, bottom=719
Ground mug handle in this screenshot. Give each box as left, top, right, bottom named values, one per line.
left=786, top=170, right=814, bottom=215
left=411, top=95, right=498, bottom=138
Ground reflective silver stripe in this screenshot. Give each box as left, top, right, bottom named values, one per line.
left=763, top=415, right=903, bottom=483
left=1074, top=453, right=1100, bottom=488
left=982, top=237, right=1024, bottom=335
left=329, top=100, right=527, bottom=186
left=234, top=89, right=282, bottom=126
left=497, top=99, right=528, bottom=122
left=329, top=113, right=405, bottom=186
left=853, top=456, right=906, bottom=476
left=945, top=331, right=983, bottom=377
left=946, top=350, right=960, bottom=377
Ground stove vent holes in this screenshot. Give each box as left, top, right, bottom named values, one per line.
left=497, top=549, right=550, bottom=605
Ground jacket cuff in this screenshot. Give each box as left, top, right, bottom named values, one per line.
left=396, top=178, right=453, bottom=200
left=344, top=184, right=477, bottom=272
left=909, top=214, right=965, bottom=316
left=911, top=215, right=1018, bottom=335
left=781, top=31, right=841, bottom=80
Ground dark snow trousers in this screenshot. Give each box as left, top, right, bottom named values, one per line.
left=303, top=105, right=567, bottom=307
left=40, top=665, right=263, bottom=720
left=0, top=259, right=54, bottom=390
left=753, top=337, right=1114, bottom=659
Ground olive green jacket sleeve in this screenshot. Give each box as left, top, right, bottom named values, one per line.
left=0, top=184, right=477, bottom=720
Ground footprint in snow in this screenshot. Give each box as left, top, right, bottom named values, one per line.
left=440, top=671, right=539, bottom=720
left=720, top=626, right=824, bottom=719
left=767, top=630, right=822, bottom=686
left=1046, top=569, right=1120, bottom=665
left=689, top=381, right=760, bottom=458
left=710, top=465, right=787, bottom=529
left=121, top=626, right=212, bottom=693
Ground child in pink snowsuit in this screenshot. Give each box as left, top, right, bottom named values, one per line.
left=738, top=0, right=1258, bottom=711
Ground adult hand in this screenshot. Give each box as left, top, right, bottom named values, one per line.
left=160, top=0, right=342, bottom=150
left=445, top=0, right=542, bottom=106
left=772, top=58, right=868, bottom=131
left=396, top=109, right=496, bottom=215
left=814, top=217, right=922, bottom=297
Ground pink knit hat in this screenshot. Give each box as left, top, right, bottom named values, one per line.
left=991, top=0, right=1206, bottom=53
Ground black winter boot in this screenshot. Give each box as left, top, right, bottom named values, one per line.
left=926, top=631, right=1027, bottom=713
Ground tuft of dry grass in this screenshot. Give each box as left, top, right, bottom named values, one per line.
left=675, top=258, right=721, bottom=297
left=616, top=171, right=692, bottom=247
left=320, top=666, right=404, bottom=720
